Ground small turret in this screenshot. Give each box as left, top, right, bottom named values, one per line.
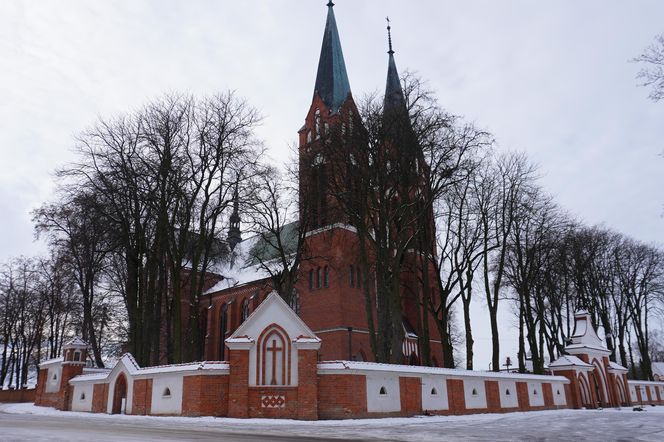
left=62, top=337, right=88, bottom=365
left=227, top=185, right=242, bottom=252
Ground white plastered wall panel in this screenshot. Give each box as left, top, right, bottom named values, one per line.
left=551, top=382, right=567, bottom=406
left=498, top=380, right=518, bottom=408
left=366, top=373, right=401, bottom=413
left=421, top=375, right=448, bottom=411
left=106, top=367, right=134, bottom=414
left=150, top=374, right=184, bottom=415
left=71, top=383, right=94, bottom=412
left=463, top=378, right=487, bottom=409
left=45, top=365, right=63, bottom=393
left=527, top=382, right=544, bottom=407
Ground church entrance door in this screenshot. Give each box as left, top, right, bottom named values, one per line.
left=112, top=374, right=127, bottom=414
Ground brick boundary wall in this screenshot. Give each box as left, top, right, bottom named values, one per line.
left=629, top=381, right=664, bottom=406
left=132, top=379, right=152, bottom=415
left=317, top=374, right=367, bottom=419
left=0, top=388, right=36, bottom=403
left=182, top=375, right=229, bottom=417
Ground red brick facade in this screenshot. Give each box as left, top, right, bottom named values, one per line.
left=132, top=378, right=152, bottom=415
left=317, top=374, right=367, bottom=419
left=182, top=375, right=228, bottom=417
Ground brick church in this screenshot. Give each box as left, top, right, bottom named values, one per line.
left=33, top=3, right=664, bottom=420
left=197, top=1, right=444, bottom=367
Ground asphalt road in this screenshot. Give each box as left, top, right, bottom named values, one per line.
left=2, top=404, right=664, bottom=441
left=0, top=412, right=374, bottom=442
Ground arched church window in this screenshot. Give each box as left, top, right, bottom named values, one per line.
left=163, top=387, right=171, bottom=398
left=73, top=351, right=81, bottom=362
left=80, top=392, right=85, bottom=401
left=52, top=373, right=58, bottom=381
left=323, top=266, right=329, bottom=288
left=315, top=109, right=321, bottom=138
left=379, top=386, right=387, bottom=395
left=313, top=153, right=324, bottom=166
left=472, top=388, right=478, bottom=396
left=309, top=269, right=314, bottom=290
left=505, top=389, right=511, bottom=396
left=290, top=289, right=300, bottom=315
left=356, top=266, right=361, bottom=288
left=316, top=267, right=322, bottom=289
left=258, top=326, right=290, bottom=386
left=533, top=389, right=538, bottom=395
left=431, top=388, right=438, bottom=396
left=241, top=298, right=250, bottom=323
left=219, top=303, right=228, bottom=360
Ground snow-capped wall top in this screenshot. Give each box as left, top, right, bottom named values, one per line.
left=317, top=360, right=570, bottom=383
left=548, top=355, right=594, bottom=371
left=38, top=357, right=64, bottom=368
left=607, top=361, right=628, bottom=373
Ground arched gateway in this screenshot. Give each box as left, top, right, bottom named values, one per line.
left=111, top=373, right=127, bottom=414
left=550, top=310, right=630, bottom=408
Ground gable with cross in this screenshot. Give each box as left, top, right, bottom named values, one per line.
left=225, top=291, right=321, bottom=387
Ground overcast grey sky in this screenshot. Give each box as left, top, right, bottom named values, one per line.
left=1, top=1, right=662, bottom=368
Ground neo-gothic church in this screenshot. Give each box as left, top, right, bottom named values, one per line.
left=35, top=3, right=660, bottom=421
left=197, top=2, right=444, bottom=366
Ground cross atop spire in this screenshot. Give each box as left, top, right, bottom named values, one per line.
left=386, top=17, right=394, bottom=55
left=313, top=1, right=352, bottom=114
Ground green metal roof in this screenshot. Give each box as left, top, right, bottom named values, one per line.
left=313, top=2, right=352, bottom=113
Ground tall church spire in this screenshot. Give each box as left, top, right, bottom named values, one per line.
left=313, top=1, right=352, bottom=114
left=384, top=17, right=406, bottom=115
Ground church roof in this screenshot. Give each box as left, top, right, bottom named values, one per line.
left=203, top=221, right=300, bottom=294
left=313, top=2, right=351, bottom=114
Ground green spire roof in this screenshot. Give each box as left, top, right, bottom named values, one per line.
left=313, top=2, right=352, bottom=113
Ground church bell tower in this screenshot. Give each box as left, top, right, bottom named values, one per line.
left=298, top=1, right=360, bottom=230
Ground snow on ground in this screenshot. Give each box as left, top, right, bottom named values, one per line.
left=1, top=403, right=664, bottom=441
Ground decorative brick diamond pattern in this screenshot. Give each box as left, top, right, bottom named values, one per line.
left=261, top=395, right=286, bottom=408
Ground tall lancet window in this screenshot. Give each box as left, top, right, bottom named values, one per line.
left=257, top=325, right=291, bottom=386
left=240, top=298, right=250, bottom=323
left=314, top=109, right=321, bottom=139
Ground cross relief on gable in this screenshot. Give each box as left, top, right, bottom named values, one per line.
left=257, top=324, right=291, bottom=386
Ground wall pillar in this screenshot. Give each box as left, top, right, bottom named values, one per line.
left=227, top=346, right=250, bottom=418
left=296, top=348, right=319, bottom=420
